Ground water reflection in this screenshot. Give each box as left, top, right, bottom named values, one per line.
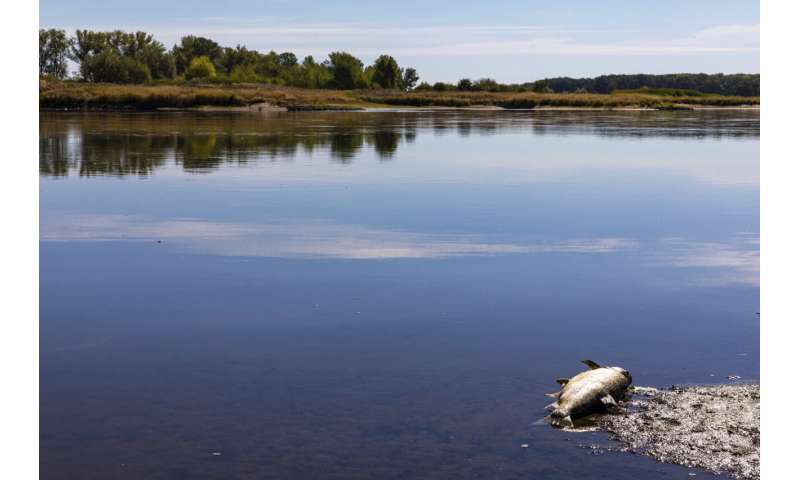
left=40, top=110, right=758, bottom=177
left=39, top=110, right=759, bottom=480
left=40, top=212, right=638, bottom=259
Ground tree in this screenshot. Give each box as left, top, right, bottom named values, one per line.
left=69, top=29, right=174, bottom=81
left=325, top=52, right=367, bottom=89
left=124, top=31, right=174, bottom=79
left=80, top=50, right=151, bottom=83
left=254, top=50, right=282, bottom=78
left=371, top=54, right=401, bottom=89
left=401, top=68, right=419, bottom=90
left=457, top=78, right=472, bottom=91
left=70, top=30, right=111, bottom=63
left=185, top=56, right=216, bottom=80
left=474, top=78, right=499, bottom=91
left=171, top=36, right=222, bottom=74
left=296, top=55, right=332, bottom=88
left=220, top=45, right=260, bottom=75
left=278, top=52, right=298, bottom=67
left=39, top=29, right=71, bottom=79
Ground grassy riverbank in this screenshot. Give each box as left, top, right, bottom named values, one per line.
left=40, top=80, right=760, bottom=111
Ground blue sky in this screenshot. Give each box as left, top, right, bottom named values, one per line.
left=40, top=0, right=759, bottom=83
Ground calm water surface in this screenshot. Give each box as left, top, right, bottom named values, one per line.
left=40, top=110, right=759, bottom=479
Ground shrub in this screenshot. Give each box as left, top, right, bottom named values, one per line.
left=185, top=56, right=216, bottom=80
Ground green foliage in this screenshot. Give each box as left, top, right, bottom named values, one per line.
left=70, top=29, right=173, bottom=81
left=48, top=28, right=426, bottom=90
left=172, top=36, right=222, bottom=74
left=123, top=31, right=175, bottom=79
left=40, top=29, right=71, bottom=79
left=220, top=45, right=260, bottom=75
left=80, top=50, right=151, bottom=83
left=528, top=74, right=759, bottom=96
left=185, top=56, right=216, bottom=80
left=70, top=30, right=111, bottom=63
left=371, top=55, right=402, bottom=89
left=295, top=55, right=333, bottom=88
left=432, top=82, right=456, bottom=92
left=326, top=51, right=367, bottom=89
left=278, top=52, right=298, bottom=67
left=474, top=78, right=500, bottom=91
left=229, top=64, right=260, bottom=83
left=457, top=78, right=472, bottom=91
left=613, top=87, right=706, bottom=97
left=401, top=68, right=419, bottom=90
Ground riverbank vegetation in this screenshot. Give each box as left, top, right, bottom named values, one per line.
left=40, top=80, right=759, bottom=111
left=39, top=27, right=759, bottom=110
left=39, top=29, right=419, bottom=90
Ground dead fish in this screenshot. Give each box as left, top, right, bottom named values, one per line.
left=545, top=359, right=632, bottom=428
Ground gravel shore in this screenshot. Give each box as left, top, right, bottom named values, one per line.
left=600, top=385, right=760, bottom=479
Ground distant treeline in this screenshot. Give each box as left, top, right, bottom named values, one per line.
left=524, top=74, right=760, bottom=97
left=417, top=74, right=759, bottom=97
left=39, top=29, right=419, bottom=90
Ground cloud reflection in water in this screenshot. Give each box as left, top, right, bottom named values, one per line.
left=41, top=213, right=638, bottom=260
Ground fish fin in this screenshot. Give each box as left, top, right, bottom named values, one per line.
left=581, top=359, right=603, bottom=370
left=600, top=394, right=618, bottom=407
left=530, top=417, right=550, bottom=427
left=544, top=391, right=561, bottom=398
left=556, top=378, right=570, bottom=386
left=545, top=402, right=558, bottom=411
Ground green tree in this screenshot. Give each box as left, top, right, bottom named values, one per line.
left=254, top=50, right=282, bottom=78
left=172, top=36, right=222, bottom=74
left=371, top=54, right=401, bottom=89
left=296, top=55, right=333, bottom=88
left=80, top=50, right=151, bottom=83
left=220, top=45, right=260, bottom=75
left=123, top=31, right=175, bottom=79
left=325, top=52, right=367, bottom=89
left=229, top=64, right=259, bottom=83
left=278, top=52, right=298, bottom=67
left=457, top=78, right=472, bottom=91
left=474, top=78, right=499, bottom=91
left=401, top=68, right=419, bottom=90
left=70, top=29, right=174, bottom=81
left=39, top=29, right=71, bottom=79
left=70, top=30, right=111, bottom=63
left=185, top=56, right=216, bottom=80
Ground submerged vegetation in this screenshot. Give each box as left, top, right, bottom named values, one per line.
left=39, top=27, right=759, bottom=110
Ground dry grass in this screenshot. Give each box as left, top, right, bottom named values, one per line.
left=40, top=80, right=760, bottom=110
left=357, top=90, right=760, bottom=109
left=39, top=81, right=367, bottom=110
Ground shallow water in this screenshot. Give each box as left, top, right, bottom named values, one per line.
left=40, top=110, right=759, bottom=479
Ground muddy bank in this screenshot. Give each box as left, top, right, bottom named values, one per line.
left=600, top=385, right=759, bottom=479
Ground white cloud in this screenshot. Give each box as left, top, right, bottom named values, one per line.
left=53, top=21, right=758, bottom=57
